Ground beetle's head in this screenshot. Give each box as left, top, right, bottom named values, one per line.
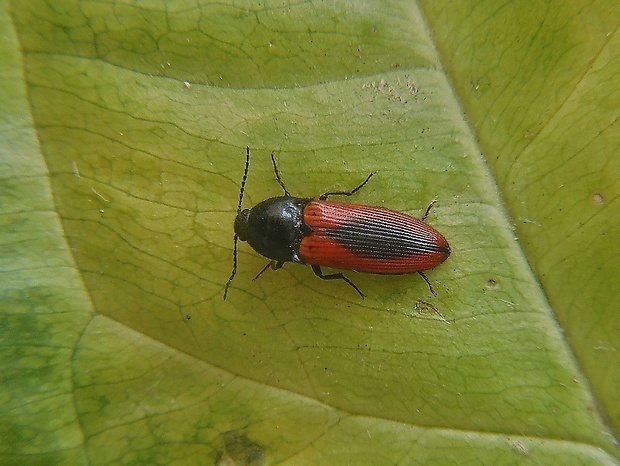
left=234, top=209, right=250, bottom=242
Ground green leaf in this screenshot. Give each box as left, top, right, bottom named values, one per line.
left=2, top=0, right=618, bottom=464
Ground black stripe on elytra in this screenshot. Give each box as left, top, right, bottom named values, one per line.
left=324, top=217, right=446, bottom=259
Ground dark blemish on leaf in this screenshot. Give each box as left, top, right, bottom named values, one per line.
left=486, top=278, right=501, bottom=291
left=216, top=431, right=265, bottom=466
left=98, top=395, right=111, bottom=411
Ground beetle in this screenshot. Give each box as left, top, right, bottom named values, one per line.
left=223, top=147, right=450, bottom=299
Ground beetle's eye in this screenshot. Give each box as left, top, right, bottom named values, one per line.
left=234, top=209, right=251, bottom=241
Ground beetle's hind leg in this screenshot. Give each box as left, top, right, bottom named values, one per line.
left=421, top=199, right=437, bottom=222
left=418, top=271, right=437, bottom=296
left=311, top=265, right=364, bottom=297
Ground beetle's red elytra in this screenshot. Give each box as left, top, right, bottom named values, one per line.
left=223, top=147, right=450, bottom=299
left=300, top=201, right=450, bottom=274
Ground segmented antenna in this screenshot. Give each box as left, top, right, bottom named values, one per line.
left=223, top=146, right=251, bottom=299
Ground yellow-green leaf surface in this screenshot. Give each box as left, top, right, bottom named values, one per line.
left=2, top=0, right=618, bottom=464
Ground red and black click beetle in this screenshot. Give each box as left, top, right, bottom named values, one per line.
left=223, top=147, right=450, bottom=299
